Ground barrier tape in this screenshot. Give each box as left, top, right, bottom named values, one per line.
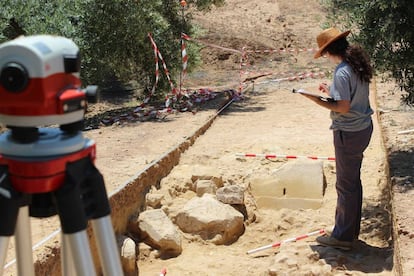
left=236, top=153, right=335, bottom=161
left=181, top=33, right=242, bottom=54
left=247, top=229, right=326, bottom=254
left=181, top=33, right=189, bottom=88
left=148, top=33, right=177, bottom=98
left=184, top=81, right=242, bottom=92
left=147, top=33, right=160, bottom=104
left=180, top=34, right=317, bottom=55
left=244, top=48, right=318, bottom=54
left=252, top=72, right=326, bottom=85
left=180, top=34, right=244, bottom=100
left=239, top=49, right=323, bottom=90
left=147, top=32, right=323, bottom=107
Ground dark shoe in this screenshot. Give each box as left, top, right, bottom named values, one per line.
left=316, top=235, right=352, bottom=251
left=325, top=229, right=358, bottom=241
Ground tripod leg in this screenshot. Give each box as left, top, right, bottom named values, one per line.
left=0, top=207, right=34, bottom=276
left=14, top=206, right=35, bottom=276
left=0, top=237, right=10, bottom=275
left=53, top=157, right=103, bottom=275
left=0, top=165, right=30, bottom=275
left=65, top=231, right=96, bottom=276
left=92, top=216, right=123, bottom=276
left=53, top=156, right=123, bottom=275
left=84, top=160, right=123, bottom=276
left=64, top=157, right=123, bottom=275
left=53, top=187, right=97, bottom=275
left=61, top=234, right=76, bottom=276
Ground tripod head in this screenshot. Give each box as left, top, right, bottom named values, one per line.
left=0, top=35, right=99, bottom=192
left=0, top=35, right=97, bottom=142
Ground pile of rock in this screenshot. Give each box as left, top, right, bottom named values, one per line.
left=117, top=165, right=249, bottom=274
left=117, top=160, right=325, bottom=274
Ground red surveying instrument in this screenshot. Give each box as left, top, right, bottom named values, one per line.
left=0, top=35, right=123, bottom=275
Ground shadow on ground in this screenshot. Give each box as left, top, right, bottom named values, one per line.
left=388, top=150, right=414, bottom=193
left=84, top=89, right=233, bottom=130
left=311, top=241, right=393, bottom=274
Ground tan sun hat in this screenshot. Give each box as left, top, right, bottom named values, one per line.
left=314, top=27, right=351, bottom=59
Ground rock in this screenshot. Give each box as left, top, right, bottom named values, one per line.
left=249, top=160, right=325, bottom=210
left=216, top=184, right=245, bottom=204
left=273, top=252, right=289, bottom=264
left=175, top=194, right=244, bottom=245
left=159, top=165, right=194, bottom=195
left=195, top=179, right=217, bottom=196
left=137, top=209, right=182, bottom=257
left=145, top=193, right=164, bottom=208
left=190, top=165, right=224, bottom=188
left=118, top=236, right=138, bottom=276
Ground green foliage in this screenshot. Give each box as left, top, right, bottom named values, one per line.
left=0, top=0, right=223, bottom=99
left=0, top=0, right=80, bottom=40
left=323, top=0, right=414, bottom=104
left=186, top=0, right=225, bottom=11
left=78, top=0, right=171, bottom=89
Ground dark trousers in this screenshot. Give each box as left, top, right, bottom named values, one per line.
left=332, top=122, right=373, bottom=242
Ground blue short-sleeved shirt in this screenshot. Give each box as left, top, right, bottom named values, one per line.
left=329, top=61, right=373, bottom=131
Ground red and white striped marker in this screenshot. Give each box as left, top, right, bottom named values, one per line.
left=244, top=47, right=318, bottom=54
left=236, top=153, right=335, bottom=161
left=160, top=267, right=167, bottom=275
left=181, top=33, right=189, bottom=89
left=148, top=33, right=177, bottom=96
left=253, top=72, right=326, bottom=85
left=147, top=33, right=160, bottom=103
left=247, top=229, right=326, bottom=254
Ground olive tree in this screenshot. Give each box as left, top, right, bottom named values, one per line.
left=0, top=0, right=225, bottom=98
left=323, top=0, right=414, bottom=104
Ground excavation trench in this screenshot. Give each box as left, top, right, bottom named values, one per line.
left=32, top=96, right=235, bottom=275
left=28, top=81, right=392, bottom=275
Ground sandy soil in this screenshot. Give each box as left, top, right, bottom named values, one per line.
left=3, top=0, right=413, bottom=275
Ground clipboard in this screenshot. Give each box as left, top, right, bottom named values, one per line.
left=292, top=88, right=335, bottom=102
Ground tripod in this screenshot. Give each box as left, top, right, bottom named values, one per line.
left=0, top=127, right=124, bottom=276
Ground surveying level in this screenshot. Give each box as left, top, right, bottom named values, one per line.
left=0, top=35, right=123, bottom=276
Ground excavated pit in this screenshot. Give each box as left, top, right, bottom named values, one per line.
left=32, top=97, right=233, bottom=275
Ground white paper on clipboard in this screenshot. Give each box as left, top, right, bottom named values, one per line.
left=292, top=88, right=335, bottom=102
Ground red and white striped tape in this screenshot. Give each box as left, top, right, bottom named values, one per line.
left=177, top=37, right=317, bottom=56
left=147, top=33, right=160, bottom=103
left=236, top=153, right=335, bottom=161
left=181, top=33, right=242, bottom=54
left=244, top=48, right=318, bottom=54
left=247, top=71, right=326, bottom=85
left=243, top=72, right=325, bottom=84
left=181, top=33, right=191, bottom=42
left=181, top=33, right=189, bottom=88
left=148, top=33, right=177, bottom=97
left=242, top=71, right=325, bottom=81
left=247, top=229, right=326, bottom=254
left=147, top=32, right=323, bottom=105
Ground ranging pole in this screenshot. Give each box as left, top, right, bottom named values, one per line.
left=236, top=153, right=335, bottom=161
left=179, top=0, right=187, bottom=94
left=247, top=229, right=326, bottom=254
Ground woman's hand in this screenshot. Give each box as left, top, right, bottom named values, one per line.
left=318, top=83, right=330, bottom=94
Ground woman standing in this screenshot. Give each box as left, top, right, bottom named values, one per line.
left=302, top=27, right=374, bottom=250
